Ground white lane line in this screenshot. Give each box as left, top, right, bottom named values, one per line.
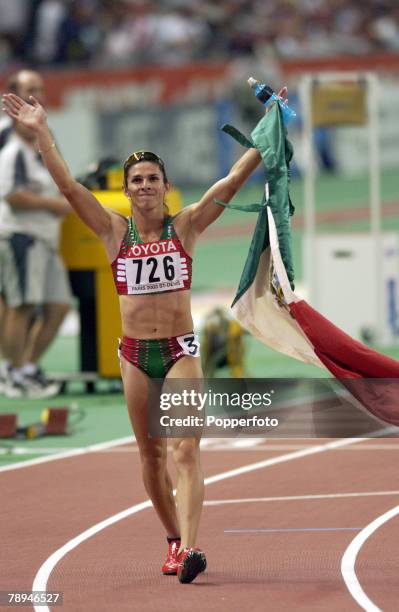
left=341, top=504, right=399, bottom=612
left=32, top=428, right=393, bottom=612
left=225, top=527, right=362, bottom=533
left=0, top=446, right=140, bottom=456
left=204, top=490, right=399, bottom=506
left=338, top=444, right=399, bottom=450
left=200, top=429, right=396, bottom=487
left=2, top=441, right=399, bottom=457
left=200, top=443, right=399, bottom=451
left=0, top=436, right=135, bottom=473
left=229, top=439, right=264, bottom=448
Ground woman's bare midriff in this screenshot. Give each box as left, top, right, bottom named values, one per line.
left=119, top=289, right=194, bottom=339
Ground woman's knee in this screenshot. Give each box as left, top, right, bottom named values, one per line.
left=172, top=439, right=200, bottom=471
left=140, top=443, right=166, bottom=473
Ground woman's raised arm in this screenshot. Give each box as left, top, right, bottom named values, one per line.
left=182, top=86, right=288, bottom=236
left=2, top=93, right=113, bottom=239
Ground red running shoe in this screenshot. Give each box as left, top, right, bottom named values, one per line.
left=162, top=540, right=180, bottom=575
left=177, top=547, right=207, bottom=584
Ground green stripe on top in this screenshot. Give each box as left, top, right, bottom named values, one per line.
left=126, top=215, right=174, bottom=246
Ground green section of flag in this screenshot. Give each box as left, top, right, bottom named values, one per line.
left=213, top=199, right=265, bottom=213
left=251, top=104, right=295, bottom=281
left=231, top=203, right=268, bottom=306
left=222, top=105, right=296, bottom=306
left=221, top=124, right=253, bottom=148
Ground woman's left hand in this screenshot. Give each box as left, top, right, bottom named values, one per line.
left=264, top=86, right=288, bottom=114
left=278, top=86, right=288, bottom=105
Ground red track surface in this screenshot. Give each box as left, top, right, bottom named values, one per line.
left=1, top=438, right=399, bottom=612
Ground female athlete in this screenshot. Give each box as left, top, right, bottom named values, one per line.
left=2, top=85, right=287, bottom=583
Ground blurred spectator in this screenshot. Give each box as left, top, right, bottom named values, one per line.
left=99, top=0, right=159, bottom=66
left=0, top=0, right=30, bottom=66
left=370, top=6, right=399, bottom=50
left=152, top=6, right=211, bottom=64
left=31, top=0, right=68, bottom=64
left=0, top=70, right=72, bottom=399
left=54, top=0, right=102, bottom=65
left=1, top=0, right=399, bottom=70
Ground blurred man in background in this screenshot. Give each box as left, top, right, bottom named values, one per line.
left=0, top=70, right=72, bottom=398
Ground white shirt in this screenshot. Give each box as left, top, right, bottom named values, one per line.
left=0, top=115, right=13, bottom=150
left=0, top=132, right=61, bottom=248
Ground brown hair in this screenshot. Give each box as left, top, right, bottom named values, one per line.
left=123, top=151, right=170, bottom=215
left=123, top=150, right=168, bottom=188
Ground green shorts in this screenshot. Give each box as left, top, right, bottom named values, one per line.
left=118, top=333, right=201, bottom=378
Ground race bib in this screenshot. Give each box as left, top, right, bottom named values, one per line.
left=177, top=333, right=201, bottom=357
left=121, top=239, right=189, bottom=295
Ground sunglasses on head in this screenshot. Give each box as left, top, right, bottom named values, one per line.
left=124, top=151, right=165, bottom=168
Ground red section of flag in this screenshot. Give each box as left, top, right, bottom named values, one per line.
left=289, top=300, right=399, bottom=425
left=290, top=300, right=399, bottom=377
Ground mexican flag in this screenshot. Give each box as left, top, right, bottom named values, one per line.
left=223, top=105, right=399, bottom=426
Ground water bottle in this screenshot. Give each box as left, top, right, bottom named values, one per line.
left=247, top=77, right=296, bottom=125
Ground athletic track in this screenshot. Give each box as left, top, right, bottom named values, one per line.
left=1, top=430, right=399, bottom=611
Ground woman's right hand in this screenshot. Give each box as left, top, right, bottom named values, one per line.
left=2, top=93, right=47, bottom=133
